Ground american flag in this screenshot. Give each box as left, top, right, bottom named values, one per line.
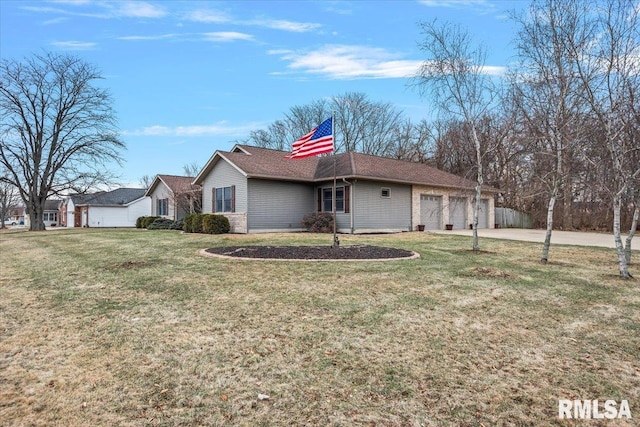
left=285, top=117, right=334, bottom=159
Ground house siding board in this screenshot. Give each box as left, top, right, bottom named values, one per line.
left=352, top=181, right=411, bottom=231
left=248, top=179, right=314, bottom=231
left=201, top=159, right=247, bottom=214
left=148, top=183, right=173, bottom=218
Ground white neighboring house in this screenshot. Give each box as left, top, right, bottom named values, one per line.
left=24, top=199, right=63, bottom=228
left=61, top=188, right=151, bottom=228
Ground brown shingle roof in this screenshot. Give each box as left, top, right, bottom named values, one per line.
left=222, top=146, right=319, bottom=181
left=197, top=144, right=499, bottom=193
left=147, top=174, right=201, bottom=196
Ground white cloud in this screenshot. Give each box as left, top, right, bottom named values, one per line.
left=183, top=9, right=230, bottom=23
left=115, top=1, right=166, bottom=18
left=118, top=33, right=178, bottom=41
left=50, top=40, right=97, bottom=50
left=270, top=45, right=422, bottom=79
left=182, top=8, right=320, bottom=33
left=202, top=32, right=254, bottom=42
left=25, top=1, right=166, bottom=19
left=245, top=18, right=322, bottom=33
left=124, top=122, right=262, bottom=137
left=270, top=45, right=507, bottom=80
left=418, top=0, right=497, bottom=14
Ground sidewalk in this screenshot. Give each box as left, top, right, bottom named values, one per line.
left=429, top=228, right=638, bottom=250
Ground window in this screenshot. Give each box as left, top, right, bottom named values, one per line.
left=43, top=212, right=58, bottom=222
left=214, top=186, right=235, bottom=213
left=320, top=186, right=347, bottom=213
left=157, top=198, right=168, bottom=216
left=381, top=187, right=391, bottom=198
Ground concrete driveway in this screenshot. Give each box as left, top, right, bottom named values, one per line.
left=430, top=228, right=638, bottom=250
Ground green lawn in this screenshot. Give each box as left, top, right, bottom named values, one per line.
left=1, top=228, right=638, bottom=426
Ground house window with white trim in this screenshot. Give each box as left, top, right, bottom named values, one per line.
left=157, top=198, right=168, bottom=216
left=43, top=212, right=58, bottom=222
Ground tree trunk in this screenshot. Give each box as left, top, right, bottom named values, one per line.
left=562, top=179, right=573, bottom=230
left=624, top=205, right=639, bottom=266
left=541, top=193, right=556, bottom=264
left=28, top=195, right=46, bottom=231
left=472, top=129, right=483, bottom=252
left=612, top=194, right=631, bottom=279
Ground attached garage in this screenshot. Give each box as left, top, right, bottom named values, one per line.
left=420, top=195, right=442, bottom=230
left=476, top=199, right=489, bottom=229
left=449, top=197, right=467, bottom=229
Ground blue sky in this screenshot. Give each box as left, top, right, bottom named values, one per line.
left=1, top=0, right=525, bottom=187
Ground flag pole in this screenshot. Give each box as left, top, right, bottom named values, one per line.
left=332, top=114, right=339, bottom=247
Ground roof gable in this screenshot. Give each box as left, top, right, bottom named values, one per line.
left=146, top=174, right=200, bottom=197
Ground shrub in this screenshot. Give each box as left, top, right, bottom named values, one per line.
left=136, top=216, right=160, bottom=229
left=202, top=214, right=230, bottom=234
left=183, top=213, right=195, bottom=233
left=302, top=212, right=334, bottom=233
left=147, top=218, right=179, bottom=230
left=183, top=213, right=205, bottom=233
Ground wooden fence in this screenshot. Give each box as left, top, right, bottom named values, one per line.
left=495, top=208, right=533, bottom=229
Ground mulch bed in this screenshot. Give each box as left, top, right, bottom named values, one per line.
left=204, top=245, right=417, bottom=260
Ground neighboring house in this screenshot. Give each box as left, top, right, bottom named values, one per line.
left=6, top=206, right=26, bottom=225
left=23, top=200, right=62, bottom=228
left=145, top=174, right=201, bottom=220
left=60, top=188, right=151, bottom=228
left=193, top=144, right=499, bottom=234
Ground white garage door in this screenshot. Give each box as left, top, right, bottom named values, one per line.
left=420, top=195, right=442, bottom=230
left=476, top=199, right=489, bottom=229
left=449, top=197, right=467, bottom=229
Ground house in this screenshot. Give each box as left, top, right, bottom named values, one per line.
left=22, top=200, right=63, bottom=228
left=145, top=174, right=201, bottom=220
left=193, top=145, right=499, bottom=234
left=5, top=206, right=26, bottom=225
left=60, top=188, right=151, bottom=228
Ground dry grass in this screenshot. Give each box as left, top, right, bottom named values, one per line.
left=0, top=228, right=638, bottom=426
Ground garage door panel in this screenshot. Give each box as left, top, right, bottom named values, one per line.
left=476, top=199, right=488, bottom=229
left=449, top=197, right=467, bottom=229
left=420, top=195, right=441, bottom=230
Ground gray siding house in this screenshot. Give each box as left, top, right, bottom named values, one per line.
left=193, top=145, right=499, bottom=234
left=145, top=174, right=202, bottom=221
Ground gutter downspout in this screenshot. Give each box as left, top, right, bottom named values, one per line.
left=342, top=178, right=353, bottom=234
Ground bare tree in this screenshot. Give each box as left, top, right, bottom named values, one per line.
left=182, top=162, right=201, bottom=178
left=509, top=0, right=591, bottom=263
left=242, top=92, right=406, bottom=157
left=138, top=174, right=154, bottom=189
left=569, top=0, right=640, bottom=278
left=413, top=20, right=497, bottom=251
left=0, top=52, right=125, bottom=231
left=0, top=168, right=20, bottom=228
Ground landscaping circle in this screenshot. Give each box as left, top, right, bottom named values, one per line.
left=201, top=245, right=420, bottom=261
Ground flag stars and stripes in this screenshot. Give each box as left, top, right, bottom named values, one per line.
left=286, top=117, right=334, bottom=159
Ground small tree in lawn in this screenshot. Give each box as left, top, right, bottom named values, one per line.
left=509, top=0, right=590, bottom=263
left=569, top=0, right=640, bottom=278
left=413, top=20, right=497, bottom=251
left=0, top=52, right=124, bottom=231
left=0, top=170, right=20, bottom=229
